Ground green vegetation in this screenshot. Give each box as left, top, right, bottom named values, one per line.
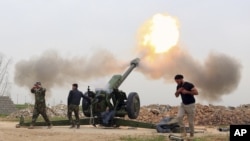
left=120, top=135, right=166, bottom=141
left=0, top=114, right=8, bottom=118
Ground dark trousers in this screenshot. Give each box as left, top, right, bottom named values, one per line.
left=67, top=104, right=80, bottom=125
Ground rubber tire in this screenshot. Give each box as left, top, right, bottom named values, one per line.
left=82, top=97, right=90, bottom=117
left=126, top=92, right=140, bottom=119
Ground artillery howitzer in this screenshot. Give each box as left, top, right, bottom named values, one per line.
left=16, top=58, right=155, bottom=129
left=82, top=58, right=141, bottom=127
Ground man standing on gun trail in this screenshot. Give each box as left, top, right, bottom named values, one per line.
left=67, top=83, right=90, bottom=129
left=29, top=82, right=52, bottom=129
left=174, top=74, right=198, bottom=137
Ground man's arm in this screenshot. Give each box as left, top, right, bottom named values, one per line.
left=181, top=87, right=198, bottom=95
left=175, top=88, right=183, bottom=97
left=31, top=87, right=36, bottom=93
left=81, top=92, right=91, bottom=103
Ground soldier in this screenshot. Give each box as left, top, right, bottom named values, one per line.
left=29, top=82, right=52, bottom=129
left=67, top=83, right=89, bottom=129
left=174, top=74, right=198, bottom=137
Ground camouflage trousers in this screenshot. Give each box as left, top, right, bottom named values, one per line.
left=67, top=104, right=80, bottom=126
left=31, top=104, right=51, bottom=126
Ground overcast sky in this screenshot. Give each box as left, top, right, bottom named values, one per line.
left=1, top=0, right=249, bottom=106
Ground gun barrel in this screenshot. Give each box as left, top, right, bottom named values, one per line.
left=116, top=58, right=140, bottom=88
left=108, top=58, right=140, bottom=90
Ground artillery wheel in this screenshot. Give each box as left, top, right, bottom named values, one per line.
left=82, top=96, right=90, bottom=117
left=127, top=92, right=140, bottom=119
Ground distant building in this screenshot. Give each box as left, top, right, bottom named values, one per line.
left=0, top=96, right=17, bottom=115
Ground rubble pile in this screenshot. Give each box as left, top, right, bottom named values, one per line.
left=50, top=104, right=84, bottom=118
left=7, top=104, right=84, bottom=119
left=132, top=104, right=174, bottom=124
left=50, top=104, right=68, bottom=117
left=135, top=104, right=250, bottom=126
left=7, top=106, right=34, bottom=118
left=194, top=104, right=250, bottom=125
left=7, top=106, right=57, bottom=119
left=7, top=103, right=250, bottom=126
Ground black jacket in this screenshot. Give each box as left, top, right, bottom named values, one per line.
left=67, top=89, right=88, bottom=106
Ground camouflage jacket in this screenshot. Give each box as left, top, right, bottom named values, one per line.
left=31, top=87, right=46, bottom=106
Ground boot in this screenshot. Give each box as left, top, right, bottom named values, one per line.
left=70, top=124, right=75, bottom=129
left=76, top=124, right=80, bottom=129
left=190, top=133, right=194, bottom=137
left=48, top=124, right=53, bottom=129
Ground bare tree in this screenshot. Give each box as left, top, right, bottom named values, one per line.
left=0, top=54, right=11, bottom=96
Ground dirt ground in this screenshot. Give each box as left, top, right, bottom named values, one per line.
left=0, top=121, right=229, bottom=141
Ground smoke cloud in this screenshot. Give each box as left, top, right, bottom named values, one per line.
left=14, top=46, right=241, bottom=102
left=138, top=46, right=242, bottom=102
left=14, top=49, right=126, bottom=93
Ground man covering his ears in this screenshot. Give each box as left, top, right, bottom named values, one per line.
left=174, top=74, right=198, bottom=137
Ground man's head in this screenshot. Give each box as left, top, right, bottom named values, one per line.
left=72, top=83, right=78, bottom=90
left=174, top=74, right=184, bottom=85
left=34, top=82, right=41, bottom=88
